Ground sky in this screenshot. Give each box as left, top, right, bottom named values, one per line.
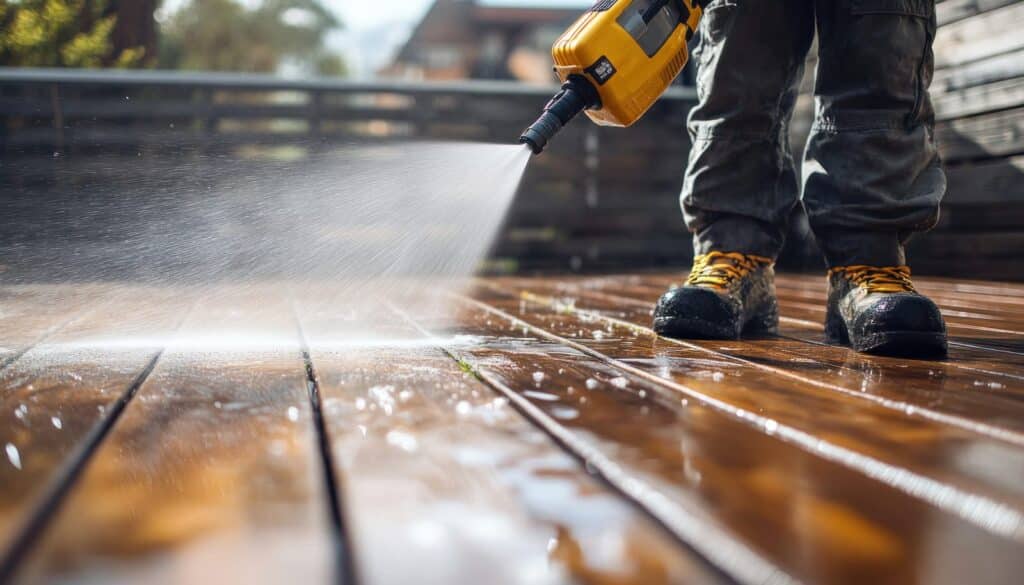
left=159, top=0, right=590, bottom=78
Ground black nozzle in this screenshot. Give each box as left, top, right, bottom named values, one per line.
left=520, top=77, right=599, bottom=154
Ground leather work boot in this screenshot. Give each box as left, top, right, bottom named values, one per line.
left=826, top=265, right=947, bottom=358
left=653, top=251, right=778, bottom=339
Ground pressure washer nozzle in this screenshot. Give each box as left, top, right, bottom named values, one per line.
left=519, top=78, right=597, bottom=154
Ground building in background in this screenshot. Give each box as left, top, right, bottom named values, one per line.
left=379, top=0, right=585, bottom=83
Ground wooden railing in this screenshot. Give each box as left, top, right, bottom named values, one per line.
left=3, top=0, right=1024, bottom=281
left=0, top=68, right=700, bottom=274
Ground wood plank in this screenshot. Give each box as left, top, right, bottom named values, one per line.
left=936, top=105, right=1024, bottom=162
left=937, top=0, right=1020, bottom=26
left=934, top=76, right=1024, bottom=121
left=9, top=286, right=338, bottom=584
left=0, top=285, right=106, bottom=370
left=0, top=285, right=194, bottom=575
left=294, top=288, right=721, bottom=585
left=420, top=287, right=1024, bottom=585
left=944, top=156, right=1024, bottom=204
left=933, top=47, right=1024, bottom=92
left=484, top=277, right=1024, bottom=451
left=934, top=3, right=1024, bottom=70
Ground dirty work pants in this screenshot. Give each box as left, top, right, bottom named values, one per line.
left=682, top=0, right=946, bottom=267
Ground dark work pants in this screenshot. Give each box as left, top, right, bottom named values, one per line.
left=682, top=0, right=945, bottom=267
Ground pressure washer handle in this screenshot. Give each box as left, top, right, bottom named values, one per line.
left=519, top=79, right=597, bottom=154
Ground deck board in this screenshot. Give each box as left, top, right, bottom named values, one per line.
left=0, top=274, right=1022, bottom=584
left=9, top=288, right=336, bottom=584
left=460, top=283, right=1024, bottom=506
left=0, top=286, right=192, bottom=569
left=294, top=290, right=721, bottom=585
left=0, top=285, right=107, bottom=370
left=433, top=291, right=1024, bottom=585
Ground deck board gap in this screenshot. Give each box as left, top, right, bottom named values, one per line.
left=292, top=301, right=359, bottom=585
left=384, top=300, right=765, bottom=585
left=0, top=348, right=165, bottom=583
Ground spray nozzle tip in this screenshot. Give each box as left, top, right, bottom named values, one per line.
left=518, top=78, right=595, bottom=156
left=519, top=132, right=544, bottom=155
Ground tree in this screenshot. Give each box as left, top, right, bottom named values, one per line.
left=159, top=0, right=347, bottom=76
left=0, top=0, right=150, bottom=67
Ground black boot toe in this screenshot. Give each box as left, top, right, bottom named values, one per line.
left=850, top=294, right=948, bottom=358
left=653, top=287, right=741, bottom=340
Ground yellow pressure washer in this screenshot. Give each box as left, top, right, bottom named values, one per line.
left=520, top=0, right=704, bottom=154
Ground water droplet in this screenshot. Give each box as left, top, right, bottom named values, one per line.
left=532, top=371, right=545, bottom=384
left=585, top=378, right=599, bottom=390
left=355, top=397, right=367, bottom=410
left=386, top=430, right=418, bottom=452
left=287, top=406, right=300, bottom=422
left=609, top=376, right=628, bottom=389
left=711, top=372, right=724, bottom=382
left=51, top=416, right=62, bottom=430
left=456, top=400, right=472, bottom=415
left=764, top=420, right=778, bottom=434
left=5, top=443, right=21, bottom=470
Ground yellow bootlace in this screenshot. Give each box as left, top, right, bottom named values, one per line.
left=686, top=251, right=772, bottom=291
left=828, top=265, right=916, bottom=293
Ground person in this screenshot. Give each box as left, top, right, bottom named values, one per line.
left=652, top=0, right=948, bottom=357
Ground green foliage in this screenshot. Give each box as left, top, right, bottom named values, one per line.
left=159, top=0, right=347, bottom=76
left=0, top=0, right=145, bottom=67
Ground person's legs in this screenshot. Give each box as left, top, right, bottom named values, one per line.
left=683, top=0, right=815, bottom=260
left=805, top=0, right=945, bottom=267
left=804, top=0, right=947, bottom=356
left=655, top=0, right=814, bottom=340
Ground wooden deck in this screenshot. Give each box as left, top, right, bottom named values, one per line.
left=1, top=273, right=1022, bottom=584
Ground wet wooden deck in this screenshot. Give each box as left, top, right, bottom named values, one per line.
left=1, top=273, right=1022, bottom=585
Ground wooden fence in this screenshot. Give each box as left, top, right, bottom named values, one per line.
left=2, top=0, right=1022, bottom=278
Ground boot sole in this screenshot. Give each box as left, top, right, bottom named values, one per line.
left=854, top=331, right=948, bottom=359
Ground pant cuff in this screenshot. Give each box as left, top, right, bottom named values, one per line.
left=692, top=215, right=785, bottom=260
left=819, top=230, right=905, bottom=268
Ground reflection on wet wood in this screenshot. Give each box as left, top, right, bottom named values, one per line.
left=294, top=290, right=721, bottom=585
left=444, top=287, right=1024, bottom=585
left=0, top=275, right=1021, bottom=585
left=0, top=286, right=192, bottom=560
left=10, top=288, right=336, bottom=585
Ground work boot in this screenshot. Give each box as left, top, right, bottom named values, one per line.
left=653, top=251, right=778, bottom=339
left=826, top=265, right=947, bottom=358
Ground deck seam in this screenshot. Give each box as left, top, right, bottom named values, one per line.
left=452, top=291, right=1024, bottom=542
left=0, top=292, right=203, bottom=583
left=0, top=348, right=165, bottom=583
left=291, top=300, right=358, bottom=585
left=387, top=301, right=787, bottom=585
